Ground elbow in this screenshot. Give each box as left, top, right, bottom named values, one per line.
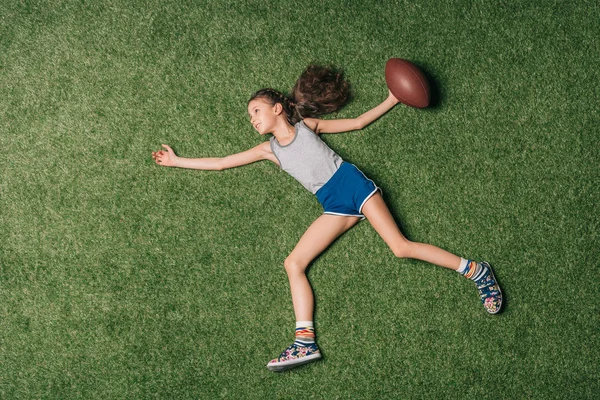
left=354, top=118, right=365, bottom=131
left=215, top=159, right=225, bottom=171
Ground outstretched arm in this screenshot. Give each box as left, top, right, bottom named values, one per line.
left=305, top=90, right=400, bottom=134
left=152, top=141, right=279, bottom=170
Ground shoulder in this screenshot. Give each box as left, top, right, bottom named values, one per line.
left=300, top=118, right=320, bottom=134
left=258, top=140, right=280, bottom=166
left=258, top=140, right=274, bottom=154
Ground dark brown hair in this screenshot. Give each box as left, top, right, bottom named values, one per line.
left=248, top=64, right=351, bottom=125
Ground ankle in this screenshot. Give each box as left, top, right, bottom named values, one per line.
left=458, top=259, right=488, bottom=282
left=295, top=322, right=315, bottom=343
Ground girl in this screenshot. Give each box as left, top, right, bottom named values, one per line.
left=151, top=65, right=502, bottom=372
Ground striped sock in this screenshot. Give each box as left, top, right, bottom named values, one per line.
left=458, top=258, right=489, bottom=282
left=294, top=321, right=315, bottom=345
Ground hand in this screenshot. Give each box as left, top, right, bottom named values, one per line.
left=152, top=144, right=178, bottom=167
left=387, top=89, right=400, bottom=106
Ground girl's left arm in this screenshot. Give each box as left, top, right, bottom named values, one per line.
left=305, top=90, right=400, bottom=134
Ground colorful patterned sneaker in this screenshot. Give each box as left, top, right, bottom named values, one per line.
left=475, top=262, right=503, bottom=314
left=266, top=342, right=322, bottom=372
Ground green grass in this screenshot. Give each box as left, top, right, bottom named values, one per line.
left=1, top=0, right=598, bottom=398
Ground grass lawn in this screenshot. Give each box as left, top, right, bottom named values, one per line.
left=0, top=0, right=598, bottom=398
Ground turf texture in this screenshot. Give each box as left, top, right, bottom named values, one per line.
left=0, top=0, right=598, bottom=398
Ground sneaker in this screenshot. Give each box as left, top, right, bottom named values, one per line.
left=266, top=342, right=322, bottom=372
left=475, top=262, right=503, bottom=314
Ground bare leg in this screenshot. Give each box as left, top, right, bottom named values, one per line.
left=285, top=214, right=361, bottom=321
left=361, top=193, right=461, bottom=270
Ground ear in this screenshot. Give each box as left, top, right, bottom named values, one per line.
left=273, top=102, right=283, bottom=115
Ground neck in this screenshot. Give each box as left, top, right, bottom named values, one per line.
left=271, top=120, right=296, bottom=144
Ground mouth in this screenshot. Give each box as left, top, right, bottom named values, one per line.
left=254, top=123, right=261, bottom=130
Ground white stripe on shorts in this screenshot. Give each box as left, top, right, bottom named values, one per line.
left=324, top=211, right=366, bottom=220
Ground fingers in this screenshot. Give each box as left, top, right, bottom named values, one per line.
left=153, top=146, right=173, bottom=166
left=152, top=150, right=165, bottom=164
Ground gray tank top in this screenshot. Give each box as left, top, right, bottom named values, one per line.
left=270, top=120, right=343, bottom=194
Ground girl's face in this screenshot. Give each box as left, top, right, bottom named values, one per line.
left=247, top=98, right=282, bottom=135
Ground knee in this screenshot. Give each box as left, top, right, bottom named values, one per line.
left=284, top=256, right=307, bottom=276
left=391, top=239, right=414, bottom=259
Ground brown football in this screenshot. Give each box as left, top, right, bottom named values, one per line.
left=385, top=58, right=430, bottom=108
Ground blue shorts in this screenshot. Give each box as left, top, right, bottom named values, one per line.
left=315, top=162, right=381, bottom=219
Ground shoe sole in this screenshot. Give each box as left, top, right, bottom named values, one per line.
left=266, top=353, right=322, bottom=372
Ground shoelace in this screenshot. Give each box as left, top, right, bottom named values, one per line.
left=277, top=343, right=318, bottom=361
left=475, top=265, right=499, bottom=301
left=478, top=283, right=499, bottom=301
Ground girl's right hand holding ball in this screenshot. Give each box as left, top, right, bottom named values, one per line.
left=152, top=144, right=178, bottom=167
